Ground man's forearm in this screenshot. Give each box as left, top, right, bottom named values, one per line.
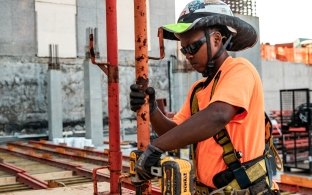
left=150, top=108, right=177, bottom=136
left=151, top=101, right=239, bottom=151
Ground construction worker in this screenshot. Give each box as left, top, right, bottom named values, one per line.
left=130, top=0, right=279, bottom=194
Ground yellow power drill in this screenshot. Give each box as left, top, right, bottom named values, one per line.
left=130, top=150, right=194, bottom=195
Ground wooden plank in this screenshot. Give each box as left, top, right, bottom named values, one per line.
left=281, top=173, right=312, bottom=189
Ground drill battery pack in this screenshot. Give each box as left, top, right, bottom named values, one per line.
left=130, top=150, right=194, bottom=195
left=160, top=157, right=194, bottom=195
left=129, top=150, right=143, bottom=176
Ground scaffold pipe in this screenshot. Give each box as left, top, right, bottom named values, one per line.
left=134, top=0, right=151, bottom=194
left=106, top=0, right=122, bottom=194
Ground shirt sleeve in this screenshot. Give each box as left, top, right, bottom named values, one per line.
left=210, top=63, right=256, bottom=121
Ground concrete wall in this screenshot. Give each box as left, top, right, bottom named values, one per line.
left=170, top=70, right=201, bottom=113
left=0, top=0, right=36, bottom=56
left=0, top=0, right=176, bottom=136
left=232, top=14, right=262, bottom=76
left=262, top=60, right=312, bottom=112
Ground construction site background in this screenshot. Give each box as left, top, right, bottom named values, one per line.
left=261, top=42, right=312, bottom=65
left=0, top=0, right=311, bottom=143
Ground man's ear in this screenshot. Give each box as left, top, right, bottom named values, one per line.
left=214, top=32, right=222, bottom=46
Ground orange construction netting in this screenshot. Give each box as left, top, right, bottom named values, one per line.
left=261, top=44, right=312, bottom=65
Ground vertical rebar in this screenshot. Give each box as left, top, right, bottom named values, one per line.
left=48, top=44, right=60, bottom=70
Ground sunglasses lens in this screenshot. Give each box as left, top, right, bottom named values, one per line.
left=180, top=45, right=197, bottom=55
left=180, top=37, right=205, bottom=55
left=189, top=45, right=197, bottom=55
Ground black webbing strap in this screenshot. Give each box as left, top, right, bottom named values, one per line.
left=205, top=30, right=213, bottom=69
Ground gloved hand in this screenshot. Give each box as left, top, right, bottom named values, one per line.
left=129, top=84, right=157, bottom=113
left=135, top=144, right=164, bottom=181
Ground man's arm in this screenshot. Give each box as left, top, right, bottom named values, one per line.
left=152, top=101, right=241, bottom=151
left=150, top=107, right=178, bottom=136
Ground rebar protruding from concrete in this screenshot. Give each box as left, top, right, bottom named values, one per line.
left=48, top=44, right=60, bottom=70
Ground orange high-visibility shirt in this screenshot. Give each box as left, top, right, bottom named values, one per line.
left=172, top=56, right=265, bottom=188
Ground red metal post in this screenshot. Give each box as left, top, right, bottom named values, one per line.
left=93, top=166, right=109, bottom=195
left=106, top=0, right=122, bottom=194
left=134, top=0, right=151, bottom=194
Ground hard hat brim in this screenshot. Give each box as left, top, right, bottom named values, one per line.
left=162, top=23, right=193, bottom=34
left=161, top=14, right=258, bottom=52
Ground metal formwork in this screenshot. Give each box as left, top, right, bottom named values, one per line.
left=280, top=88, right=312, bottom=173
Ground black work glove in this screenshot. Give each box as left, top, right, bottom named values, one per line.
left=135, top=144, right=164, bottom=181
left=129, top=84, right=157, bottom=113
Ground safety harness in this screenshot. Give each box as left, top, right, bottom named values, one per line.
left=190, top=71, right=282, bottom=194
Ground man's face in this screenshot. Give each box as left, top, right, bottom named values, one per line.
left=177, top=29, right=221, bottom=74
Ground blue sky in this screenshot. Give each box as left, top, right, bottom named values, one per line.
left=175, top=0, right=312, bottom=44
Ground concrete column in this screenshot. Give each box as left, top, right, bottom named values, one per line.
left=48, top=69, right=63, bottom=140
left=84, top=60, right=104, bottom=146
left=172, top=71, right=201, bottom=112
left=232, top=14, right=261, bottom=76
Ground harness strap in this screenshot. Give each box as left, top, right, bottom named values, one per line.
left=267, top=137, right=283, bottom=171
left=190, top=71, right=221, bottom=115
left=197, top=159, right=271, bottom=194
left=227, top=159, right=267, bottom=190
left=190, top=71, right=221, bottom=179
left=264, top=112, right=283, bottom=171
left=190, top=83, right=204, bottom=116
left=211, top=68, right=252, bottom=188
left=213, top=129, right=252, bottom=189
left=213, top=109, right=283, bottom=189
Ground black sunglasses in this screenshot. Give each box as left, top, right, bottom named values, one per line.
left=180, top=36, right=206, bottom=55
left=180, top=32, right=215, bottom=55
